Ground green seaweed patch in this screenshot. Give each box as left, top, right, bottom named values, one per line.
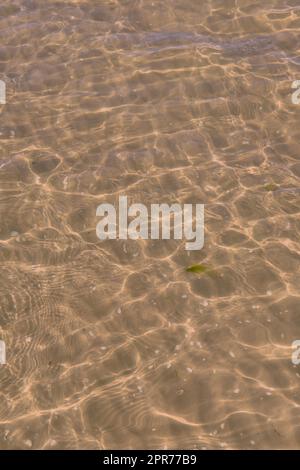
left=263, top=183, right=279, bottom=192
left=186, top=264, right=210, bottom=274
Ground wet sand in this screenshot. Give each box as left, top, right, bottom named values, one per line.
left=1, top=0, right=300, bottom=450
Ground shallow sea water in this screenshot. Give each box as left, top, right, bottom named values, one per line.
left=1, top=0, right=300, bottom=450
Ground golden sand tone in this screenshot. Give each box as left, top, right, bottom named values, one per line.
left=1, top=0, right=300, bottom=450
